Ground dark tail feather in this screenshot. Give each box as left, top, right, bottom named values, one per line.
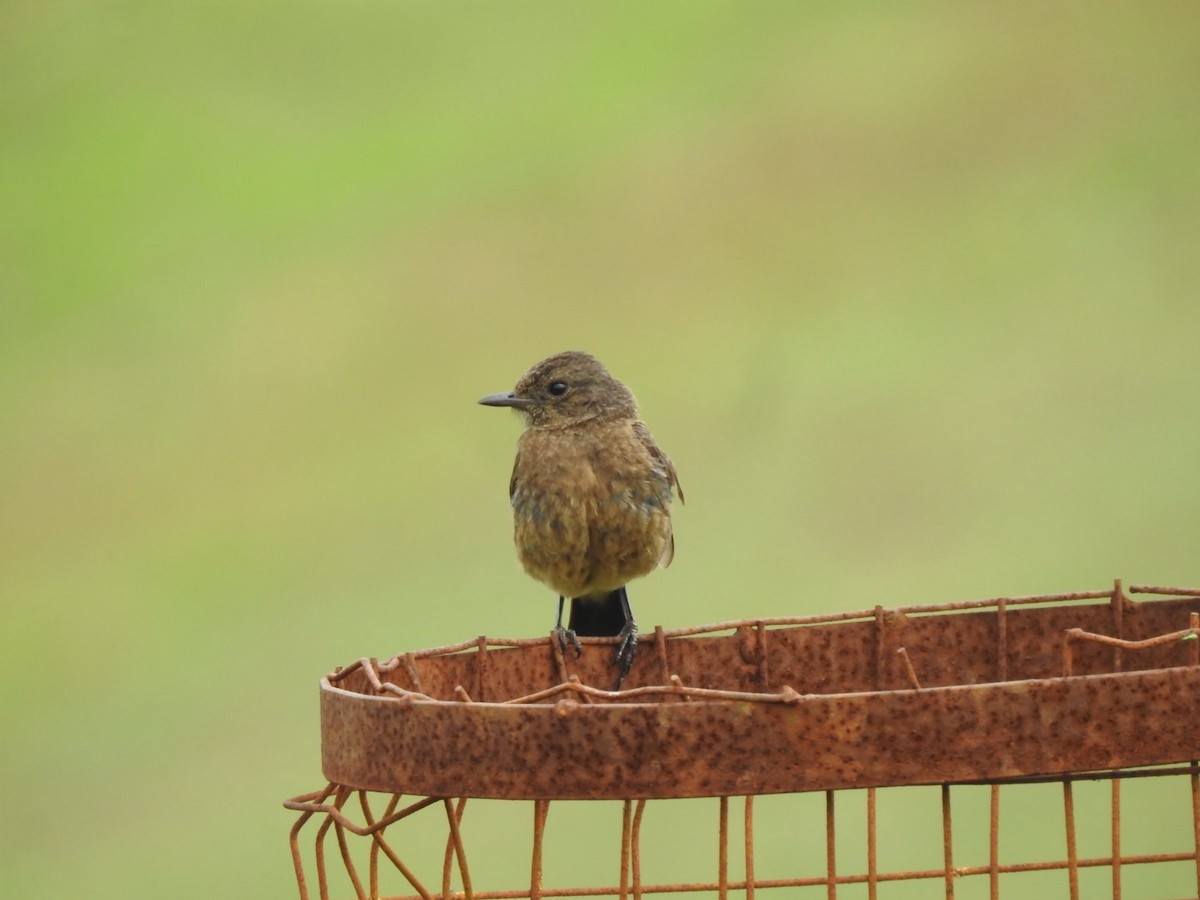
left=568, top=589, right=631, bottom=636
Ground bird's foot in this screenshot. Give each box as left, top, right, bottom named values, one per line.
left=613, top=621, right=638, bottom=689
left=554, top=625, right=583, bottom=657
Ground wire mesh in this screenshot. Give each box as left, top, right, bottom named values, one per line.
left=285, top=582, right=1200, bottom=899
left=286, top=765, right=1200, bottom=899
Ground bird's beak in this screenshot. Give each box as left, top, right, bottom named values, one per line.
left=478, top=391, right=534, bottom=409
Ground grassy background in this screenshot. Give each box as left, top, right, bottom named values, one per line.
left=4, top=2, right=1200, bottom=897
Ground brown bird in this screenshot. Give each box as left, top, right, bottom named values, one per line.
left=479, top=351, right=683, bottom=685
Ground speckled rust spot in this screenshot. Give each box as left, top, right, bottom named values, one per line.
left=320, top=589, right=1200, bottom=800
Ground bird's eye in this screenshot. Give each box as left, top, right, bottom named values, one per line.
left=547, top=381, right=568, bottom=397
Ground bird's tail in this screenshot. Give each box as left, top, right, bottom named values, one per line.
left=567, top=590, right=628, bottom=636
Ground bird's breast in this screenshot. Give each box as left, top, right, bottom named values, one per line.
left=509, top=426, right=674, bottom=597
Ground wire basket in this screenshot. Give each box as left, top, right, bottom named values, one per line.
left=285, top=581, right=1200, bottom=899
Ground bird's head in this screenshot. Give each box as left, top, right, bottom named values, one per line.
left=478, top=351, right=637, bottom=428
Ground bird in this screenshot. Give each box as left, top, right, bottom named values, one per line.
left=479, top=351, right=683, bottom=687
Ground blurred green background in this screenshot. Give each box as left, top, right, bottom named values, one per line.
left=4, top=2, right=1200, bottom=897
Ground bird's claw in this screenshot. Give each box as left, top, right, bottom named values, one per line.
left=613, top=621, right=638, bottom=689
left=554, top=625, right=583, bottom=657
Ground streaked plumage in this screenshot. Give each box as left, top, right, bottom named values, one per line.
left=479, top=351, right=682, bottom=684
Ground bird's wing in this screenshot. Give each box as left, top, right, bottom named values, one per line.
left=660, top=532, right=676, bottom=568
left=633, top=421, right=684, bottom=505
left=632, top=421, right=681, bottom=569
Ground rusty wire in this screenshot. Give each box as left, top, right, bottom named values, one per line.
left=327, top=586, right=1145, bottom=680
left=1062, top=611, right=1200, bottom=676
left=325, top=582, right=1200, bottom=710
left=287, top=582, right=1200, bottom=899
left=286, top=764, right=1200, bottom=899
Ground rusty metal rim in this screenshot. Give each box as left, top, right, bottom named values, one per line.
left=320, top=666, right=1200, bottom=799
left=316, top=584, right=1200, bottom=800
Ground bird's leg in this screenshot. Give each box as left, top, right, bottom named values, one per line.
left=553, top=595, right=582, bottom=656
left=612, top=586, right=638, bottom=689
